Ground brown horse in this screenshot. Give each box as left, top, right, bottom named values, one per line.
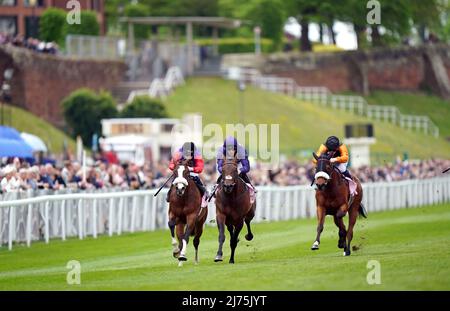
left=311, top=152, right=367, bottom=256
left=168, top=160, right=208, bottom=265
left=214, top=158, right=256, bottom=264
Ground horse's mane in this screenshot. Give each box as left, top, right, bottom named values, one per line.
left=320, top=151, right=334, bottom=160
left=224, top=156, right=238, bottom=166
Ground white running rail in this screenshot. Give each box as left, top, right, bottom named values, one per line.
left=1, top=176, right=449, bottom=250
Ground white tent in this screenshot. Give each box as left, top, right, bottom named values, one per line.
left=20, top=132, right=48, bottom=152
left=101, top=135, right=153, bottom=165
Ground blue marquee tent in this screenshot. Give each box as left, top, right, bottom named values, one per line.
left=0, top=126, right=34, bottom=158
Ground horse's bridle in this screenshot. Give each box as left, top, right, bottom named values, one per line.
left=220, top=160, right=242, bottom=194
left=172, top=163, right=191, bottom=196
left=315, top=157, right=335, bottom=190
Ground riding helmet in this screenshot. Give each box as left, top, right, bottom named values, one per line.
left=224, top=136, right=238, bottom=154
left=325, top=136, right=340, bottom=151
left=182, top=142, right=195, bottom=158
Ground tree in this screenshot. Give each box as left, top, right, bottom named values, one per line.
left=285, top=0, right=323, bottom=51
left=174, top=0, right=219, bottom=16
left=410, top=0, right=447, bottom=43
left=124, top=3, right=150, bottom=40
left=67, top=11, right=100, bottom=36
left=120, top=96, right=168, bottom=118
left=62, top=89, right=118, bottom=147
left=39, top=8, right=67, bottom=44
left=248, top=0, right=285, bottom=49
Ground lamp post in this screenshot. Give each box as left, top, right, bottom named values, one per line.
left=237, top=80, right=246, bottom=124
left=254, top=26, right=261, bottom=55
left=1, top=68, right=14, bottom=126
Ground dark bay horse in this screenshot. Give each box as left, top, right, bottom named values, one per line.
left=168, top=160, right=208, bottom=265
left=214, top=158, right=256, bottom=264
left=311, top=152, right=367, bottom=256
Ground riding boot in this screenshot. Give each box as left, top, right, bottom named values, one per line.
left=192, top=176, right=206, bottom=196
left=166, top=188, right=171, bottom=202
left=211, top=175, right=222, bottom=198
left=342, top=170, right=353, bottom=180
left=239, top=172, right=257, bottom=193
left=193, top=176, right=209, bottom=208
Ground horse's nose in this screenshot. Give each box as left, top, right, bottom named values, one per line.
left=315, top=177, right=326, bottom=186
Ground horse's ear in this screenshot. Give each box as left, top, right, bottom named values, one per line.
left=312, top=152, right=319, bottom=161
left=328, top=151, right=336, bottom=159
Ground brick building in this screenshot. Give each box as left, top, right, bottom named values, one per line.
left=0, top=0, right=105, bottom=38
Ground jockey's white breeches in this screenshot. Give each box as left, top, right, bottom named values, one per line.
left=337, top=162, right=348, bottom=173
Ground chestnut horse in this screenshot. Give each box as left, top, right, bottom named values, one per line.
left=311, top=152, right=367, bottom=256
left=214, top=158, right=256, bottom=264
left=168, top=160, right=208, bottom=265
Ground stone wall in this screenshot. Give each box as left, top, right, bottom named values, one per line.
left=259, top=44, right=450, bottom=99
left=0, top=45, right=126, bottom=128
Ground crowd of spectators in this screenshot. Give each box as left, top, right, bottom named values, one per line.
left=1, top=155, right=449, bottom=194
left=248, top=158, right=450, bottom=186
left=0, top=32, right=59, bottom=55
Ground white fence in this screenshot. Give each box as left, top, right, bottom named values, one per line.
left=65, top=35, right=126, bottom=60
left=1, top=176, right=449, bottom=250
left=228, top=68, right=440, bottom=137
left=127, top=66, right=185, bottom=102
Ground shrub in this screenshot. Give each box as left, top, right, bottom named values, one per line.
left=195, top=37, right=275, bottom=54
left=123, top=4, right=150, bottom=41
left=120, top=96, right=168, bottom=118
left=39, top=8, right=67, bottom=44
left=66, top=10, right=100, bottom=36
left=62, top=89, right=118, bottom=146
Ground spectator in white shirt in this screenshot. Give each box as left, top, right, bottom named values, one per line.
left=1, top=165, right=20, bottom=192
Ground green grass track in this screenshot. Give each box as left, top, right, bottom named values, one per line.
left=0, top=203, right=449, bottom=290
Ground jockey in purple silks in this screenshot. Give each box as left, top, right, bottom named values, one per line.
left=216, top=136, right=256, bottom=191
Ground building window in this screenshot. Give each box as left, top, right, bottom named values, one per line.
left=25, top=16, right=40, bottom=39
left=162, top=124, right=174, bottom=133
left=0, top=16, right=17, bottom=36
left=23, top=0, right=44, bottom=7
left=0, top=0, right=16, bottom=6
left=160, top=147, right=172, bottom=161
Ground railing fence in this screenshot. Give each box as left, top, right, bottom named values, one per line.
left=229, top=68, right=439, bottom=137
left=65, top=35, right=126, bottom=60
left=126, top=66, right=185, bottom=102
left=1, top=177, right=449, bottom=250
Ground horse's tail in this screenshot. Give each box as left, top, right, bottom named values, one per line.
left=359, top=203, right=368, bottom=218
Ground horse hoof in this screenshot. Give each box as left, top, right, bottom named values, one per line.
left=214, top=256, right=223, bottom=262
left=311, top=241, right=320, bottom=250
left=245, top=234, right=253, bottom=241
left=178, top=255, right=187, bottom=262
left=343, top=251, right=351, bottom=257
left=173, top=250, right=180, bottom=258
left=229, top=260, right=235, bottom=264
left=338, top=242, right=345, bottom=249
